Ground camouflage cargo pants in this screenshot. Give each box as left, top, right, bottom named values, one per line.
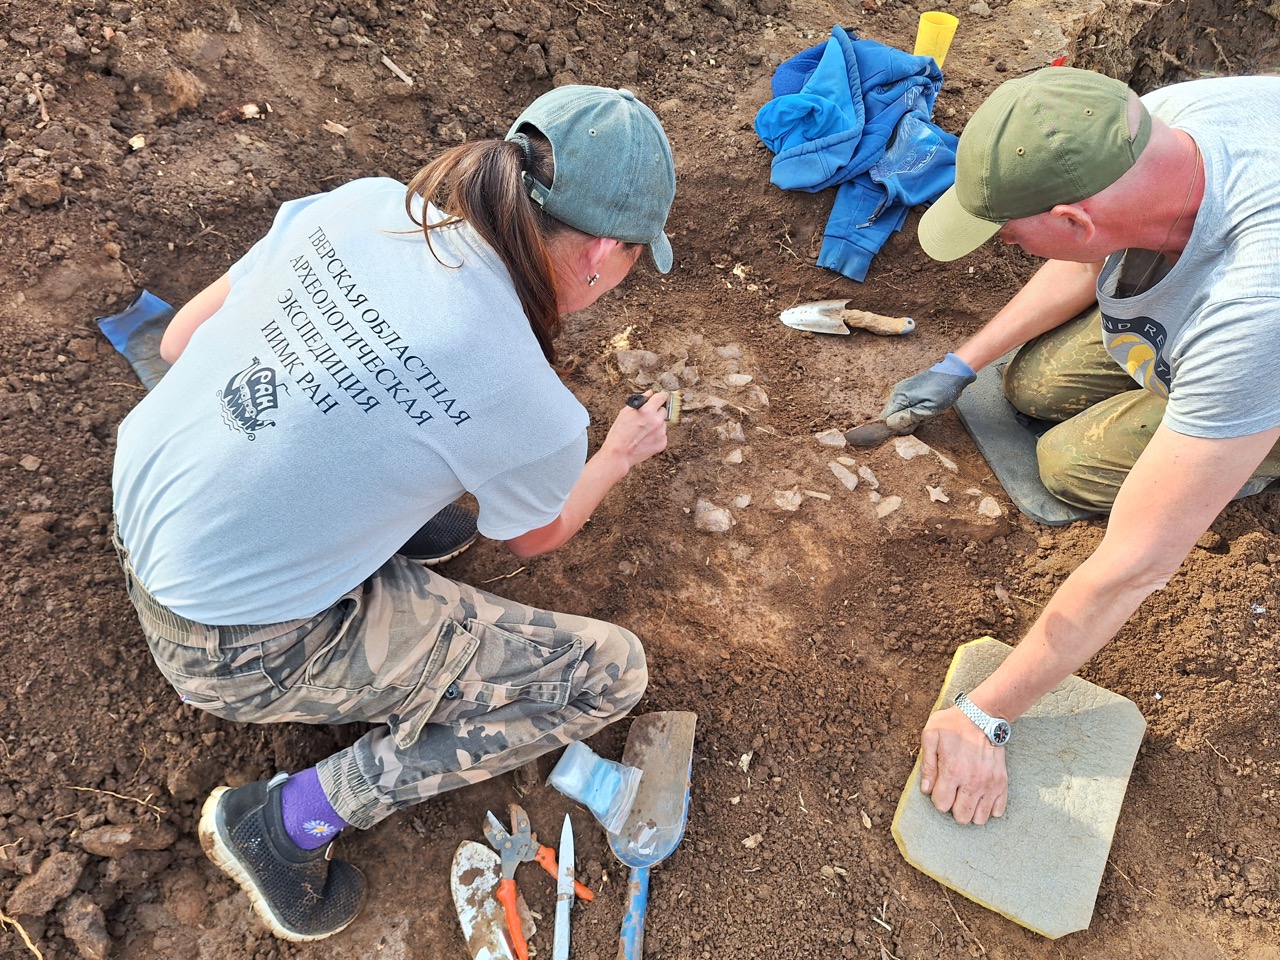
left=1002, top=306, right=1280, bottom=510
left=113, top=530, right=647, bottom=829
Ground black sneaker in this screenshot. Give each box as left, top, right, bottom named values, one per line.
left=398, top=503, right=479, bottom=565
left=198, top=772, right=366, bottom=942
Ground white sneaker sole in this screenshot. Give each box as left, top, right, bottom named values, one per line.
left=198, top=786, right=352, bottom=943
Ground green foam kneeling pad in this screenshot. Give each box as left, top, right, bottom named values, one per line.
left=891, top=637, right=1146, bottom=939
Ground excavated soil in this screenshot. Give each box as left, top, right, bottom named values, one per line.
left=2, top=1, right=1279, bottom=958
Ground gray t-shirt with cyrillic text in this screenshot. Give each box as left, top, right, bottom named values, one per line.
left=113, top=179, right=588, bottom=624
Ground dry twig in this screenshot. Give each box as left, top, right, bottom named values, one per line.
left=0, top=909, right=44, bottom=960
left=66, top=785, right=167, bottom=818
left=941, top=889, right=988, bottom=956
left=31, top=83, right=50, bottom=124
left=479, top=566, right=528, bottom=584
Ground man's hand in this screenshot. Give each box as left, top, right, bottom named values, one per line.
left=881, top=354, right=977, bottom=433
left=919, top=706, right=1008, bottom=825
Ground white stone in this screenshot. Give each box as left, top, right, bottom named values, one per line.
left=724, top=373, right=754, bottom=387
left=723, top=448, right=744, bottom=464
left=857, top=464, right=880, bottom=490
left=694, top=499, right=735, bottom=532
left=815, top=429, right=847, bottom=448
left=773, top=488, right=804, bottom=511
left=893, top=435, right=932, bottom=460
left=875, top=495, right=903, bottom=518
left=716, top=421, right=746, bottom=442
left=977, top=496, right=1004, bottom=518
left=732, top=494, right=752, bottom=509
left=829, top=462, right=859, bottom=491
left=935, top=451, right=959, bottom=473
left=927, top=485, right=950, bottom=503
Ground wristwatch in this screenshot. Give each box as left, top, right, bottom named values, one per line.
left=953, top=692, right=1011, bottom=746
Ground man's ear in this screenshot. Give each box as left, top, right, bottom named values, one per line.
left=1049, top=203, right=1096, bottom=241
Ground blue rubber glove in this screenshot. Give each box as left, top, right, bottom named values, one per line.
left=880, top=354, right=977, bottom=432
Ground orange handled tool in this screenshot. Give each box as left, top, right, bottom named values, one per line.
left=531, top=842, right=594, bottom=901
left=484, top=805, right=534, bottom=960
left=493, top=871, right=529, bottom=960
left=484, top=802, right=595, bottom=960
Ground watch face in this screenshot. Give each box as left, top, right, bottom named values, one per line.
left=990, top=720, right=1011, bottom=746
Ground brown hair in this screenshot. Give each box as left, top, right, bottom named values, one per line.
left=405, top=133, right=569, bottom=363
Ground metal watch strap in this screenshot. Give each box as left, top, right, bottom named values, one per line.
left=954, top=691, right=1011, bottom=746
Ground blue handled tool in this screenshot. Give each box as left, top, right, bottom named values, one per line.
left=608, top=711, right=697, bottom=960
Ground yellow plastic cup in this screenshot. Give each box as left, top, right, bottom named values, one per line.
left=914, top=11, right=960, bottom=68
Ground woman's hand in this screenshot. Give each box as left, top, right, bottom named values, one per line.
left=505, top=391, right=671, bottom=558
left=601, top=391, right=670, bottom=468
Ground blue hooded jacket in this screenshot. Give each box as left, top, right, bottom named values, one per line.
left=755, top=26, right=958, bottom=281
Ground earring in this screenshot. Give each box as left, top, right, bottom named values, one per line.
left=587, top=274, right=599, bottom=287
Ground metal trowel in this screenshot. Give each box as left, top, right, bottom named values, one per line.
left=780, top=299, right=915, bottom=336
left=451, top=841, right=518, bottom=960
left=609, top=711, right=697, bottom=960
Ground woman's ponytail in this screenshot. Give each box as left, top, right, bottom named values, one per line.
left=406, top=134, right=565, bottom=364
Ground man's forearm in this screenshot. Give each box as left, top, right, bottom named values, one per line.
left=966, top=552, right=1159, bottom=720
left=956, top=259, right=1102, bottom=372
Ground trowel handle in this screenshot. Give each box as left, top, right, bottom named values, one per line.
left=615, top=864, right=651, bottom=960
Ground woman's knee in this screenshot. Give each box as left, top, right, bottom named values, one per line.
left=594, top=623, right=647, bottom=715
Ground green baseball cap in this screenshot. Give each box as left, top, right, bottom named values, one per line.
left=507, top=85, right=676, bottom=273
left=919, top=67, right=1152, bottom=261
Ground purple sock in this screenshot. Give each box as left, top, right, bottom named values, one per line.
left=279, top=767, right=347, bottom=850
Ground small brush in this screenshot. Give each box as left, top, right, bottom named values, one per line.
left=625, top=390, right=683, bottom=424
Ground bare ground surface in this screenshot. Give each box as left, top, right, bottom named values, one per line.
left=2, top=1, right=1280, bottom=958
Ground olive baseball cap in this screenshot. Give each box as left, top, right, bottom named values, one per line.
left=507, top=85, right=676, bottom=273
left=919, top=67, right=1152, bottom=261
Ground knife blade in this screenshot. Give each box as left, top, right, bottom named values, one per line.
left=553, top=814, right=574, bottom=960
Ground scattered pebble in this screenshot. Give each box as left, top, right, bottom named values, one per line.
left=724, top=373, right=753, bottom=387
left=732, top=493, right=751, bottom=509
left=20, top=455, right=42, bottom=471
left=829, top=462, right=859, bottom=491
left=723, top=448, right=744, bottom=464
left=716, top=421, right=746, bottom=442
left=715, top=343, right=743, bottom=360
left=773, top=488, right=803, bottom=511
left=934, top=450, right=959, bottom=473
left=804, top=490, right=831, bottom=501
left=875, top=495, right=902, bottom=518
left=694, top=499, right=735, bottom=532
left=977, top=496, right=1003, bottom=518
left=927, top=485, right=949, bottom=503
left=892, top=435, right=932, bottom=460
left=613, top=349, right=662, bottom=375
left=815, top=429, right=846, bottom=447
left=857, top=465, right=879, bottom=490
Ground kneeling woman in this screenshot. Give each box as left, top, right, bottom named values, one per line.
left=111, top=86, right=676, bottom=941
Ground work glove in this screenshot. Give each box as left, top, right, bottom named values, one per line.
left=880, top=353, right=977, bottom=432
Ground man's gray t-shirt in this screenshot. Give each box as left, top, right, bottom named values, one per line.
left=1097, top=76, right=1280, bottom=439
left=113, top=179, right=589, bottom=625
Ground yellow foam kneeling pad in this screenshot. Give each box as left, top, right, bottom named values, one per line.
left=891, top=637, right=1146, bottom=939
